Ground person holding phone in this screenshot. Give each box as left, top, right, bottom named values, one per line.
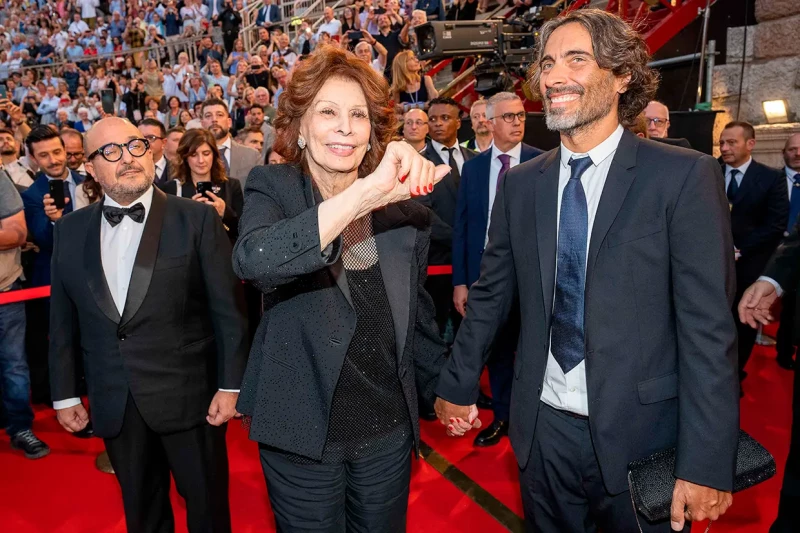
left=159, top=128, right=243, bottom=242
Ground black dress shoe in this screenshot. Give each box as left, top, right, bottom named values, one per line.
left=777, top=356, right=796, bottom=371
left=473, top=420, right=508, bottom=447
left=476, top=391, right=493, bottom=410
left=72, top=421, right=94, bottom=439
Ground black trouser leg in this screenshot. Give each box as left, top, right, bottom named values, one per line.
left=771, top=351, right=800, bottom=532
left=519, top=403, right=687, bottom=533
left=776, top=291, right=797, bottom=363
left=104, top=395, right=174, bottom=533
left=423, top=273, right=460, bottom=339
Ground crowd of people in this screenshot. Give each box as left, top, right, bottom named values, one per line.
left=1, top=2, right=800, bottom=533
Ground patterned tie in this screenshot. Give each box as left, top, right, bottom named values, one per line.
left=62, top=180, right=74, bottom=215
left=789, top=175, right=800, bottom=232
left=219, top=146, right=230, bottom=175
left=727, top=169, right=740, bottom=202
left=497, top=154, right=511, bottom=191
left=550, top=156, right=592, bottom=374
left=102, top=202, right=146, bottom=227
left=443, top=146, right=460, bottom=185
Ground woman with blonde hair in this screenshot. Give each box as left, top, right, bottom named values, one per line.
left=390, top=50, right=438, bottom=114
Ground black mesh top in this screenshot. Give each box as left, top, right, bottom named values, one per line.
left=283, top=215, right=411, bottom=464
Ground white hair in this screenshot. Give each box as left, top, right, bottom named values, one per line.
left=486, top=92, right=521, bottom=120
left=470, top=99, right=487, bottom=114
left=355, top=41, right=373, bottom=54
left=412, top=10, right=427, bottom=22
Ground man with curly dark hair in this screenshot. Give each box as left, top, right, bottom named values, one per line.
left=435, top=8, right=738, bottom=532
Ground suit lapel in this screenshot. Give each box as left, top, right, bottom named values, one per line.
left=84, top=200, right=121, bottom=324
left=119, top=187, right=167, bottom=326
left=373, top=207, right=414, bottom=364
left=586, top=131, right=638, bottom=287
left=424, top=141, right=445, bottom=166
left=732, top=163, right=758, bottom=205
left=535, top=150, right=560, bottom=323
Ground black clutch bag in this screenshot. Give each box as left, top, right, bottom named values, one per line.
left=627, top=430, right=776, bottom=523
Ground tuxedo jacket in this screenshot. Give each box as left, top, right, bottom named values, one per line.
left=437, top=130, right=739, bottom=495
left=228, top=140, right=263, bottom=188
left=418, top=141, right=477, bottom=265
left=20, top=170, right=90, bottom=287
left=727, top=159, right=788, bottom=289
left=232, top=164, right=446, bottom=460
left=48, top=187, right=249, bottom=438
left=452, top=142, right=543, bottom=287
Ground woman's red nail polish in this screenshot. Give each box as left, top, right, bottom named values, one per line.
left=400, top=174, right=407, bottom=183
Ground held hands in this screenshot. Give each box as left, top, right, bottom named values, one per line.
left=434, top=398, right=481, bottom=437
left=43, top=193, right=69, bottom=221
left=737, top=280, right=779, bottom=328
left=56, top=403, right=90, bottom=433
left=192, top=191, right=226, bottom=218
left=207, top=391, right=240, bottom=426
left=362, top=141, right=450, bottom=210
left=670, top=479, right=733, bottom=530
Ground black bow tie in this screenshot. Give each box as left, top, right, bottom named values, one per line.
left=103, top=202, right=145, bottom=227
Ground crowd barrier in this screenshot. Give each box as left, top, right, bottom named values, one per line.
left=0, top=265, right=453, bottom=306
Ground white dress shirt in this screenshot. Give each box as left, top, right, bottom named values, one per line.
left=540, top=124, right=624, bottom=416
left=218, top=137, right=232, bottom=169
left=430, top=139, right=465, bottom=175
left=724, top=157, right=752, bottom=192
left=486, top=142, right=522, bottom=246
left=3, top=160, right=34, bottom=187
left=154, top=155, right=167, bottom=181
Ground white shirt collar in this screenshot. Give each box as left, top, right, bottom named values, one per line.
left=218, top=137, right=232, bottom=152
left=491, top=141, right=522, bottom=161
left=104, top=185, right=154, bottom=212
left=559, top=124, right=624, bottom=169
left=155, top=155, right=166, bottom=170
left=430, top=138, right=458, bottom=154
left=786, top=166, right=798, bottom=180
left=725, top=157, right=752, bottom=177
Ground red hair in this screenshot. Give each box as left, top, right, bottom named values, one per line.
left=272, top=46, right=395, bottom=178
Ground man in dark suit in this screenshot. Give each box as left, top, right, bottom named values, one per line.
left=138, top=118, right=171, bottom=186
left=49, top=117, right=249, bottom=533
left=452, top=91, right=542, bottom=447
left=720, top=121, right=788, bottom=381
left=418, top=96, right=476, bottom=338
left=255, top=0, right=281, bottom=27
left=775, top=133, right=800, bottom=370
left=436, top=10, right=738, bottom=532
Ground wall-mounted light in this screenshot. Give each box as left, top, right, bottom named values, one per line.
left=762, top=99, right=789, bottom=124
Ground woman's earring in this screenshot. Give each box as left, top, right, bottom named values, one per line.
left=367, top=143, right=372, bottom=152
left=298, top=137, right=306, bottom=149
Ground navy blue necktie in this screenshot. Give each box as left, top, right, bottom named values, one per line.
left=62, top=180, right=74, bottom=215
left=551, top=156, right=592, bottom=374
left=727, top=169, right=740, bottom=203
left=789, top=175, right=800, bottom=232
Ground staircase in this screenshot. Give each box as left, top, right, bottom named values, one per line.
left=437, top=0, right=715, bottom=111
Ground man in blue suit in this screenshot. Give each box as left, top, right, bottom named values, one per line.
left=255, top=0, right=281, bottom=27
left=452, top=92, right=542, bottom=447
left=21, top=126, right=86, bottom=288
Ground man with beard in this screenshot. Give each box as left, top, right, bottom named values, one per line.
left=372, top=13, right=410, bottom=81
left=461, top=99, right=493, bottom=153
left=49, top=116, right=248, bottom=533
left=435, top=9, right=737, bottom=532
left=200, top=98, right=261, bottom=186
left=0, top=128, right=35, bottom=187
left=245, top=105, right=274, bottom=161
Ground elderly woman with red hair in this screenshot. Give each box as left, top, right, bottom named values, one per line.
left=232, top=47, right=473, bottom=531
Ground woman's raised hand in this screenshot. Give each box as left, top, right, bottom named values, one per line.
left=363, top=141, right=450, bottom=208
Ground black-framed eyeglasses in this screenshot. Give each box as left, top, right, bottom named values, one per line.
left=646, top=117, right=669, bottom=127
left=489, top=111, right=526, bottom=123
left=88, top=138, right=150, bottom=162
left=143, top=134, right=163, bottom=143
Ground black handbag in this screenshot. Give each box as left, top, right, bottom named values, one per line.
left=627, top=430, right=776, bottom=525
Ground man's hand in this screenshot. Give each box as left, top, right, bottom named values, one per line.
left=434, top=398, right=481, bottom=436
left=43, top=193, right=69, bottom=221
left=207, top=391, right=239, bottom=426
left=670, top=479, right=733, bottom=530
left=738, top=280, right=779, bottom=328
left=453, top=284, right=468, bottom=317
left=56, top=403, right=90, bottom=433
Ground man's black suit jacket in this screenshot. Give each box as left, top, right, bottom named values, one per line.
left=437, top=130, right=739, bottom=495
left=48, top=187, right=249, bottom=438
left=232, top=164, right=447, bottom=461
left=418, top=141, right=477, bottom=265
left=727, top=159, right=788, bottom=291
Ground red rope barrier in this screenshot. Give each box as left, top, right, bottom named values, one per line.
left=0, top=286, right=50, bottom=305
left=0, top=267, right=454, bottom=305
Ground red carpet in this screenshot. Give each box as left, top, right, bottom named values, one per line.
left=0, top=340, right=793, bottom=532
